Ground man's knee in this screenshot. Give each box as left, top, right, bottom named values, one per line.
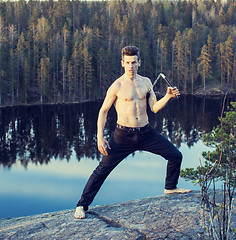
left=175, top=150, right=182, bottom=163
left=93, top=162, right=114, bottom=176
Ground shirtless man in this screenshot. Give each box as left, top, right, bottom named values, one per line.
left=74, top=46, right=191, bottom=219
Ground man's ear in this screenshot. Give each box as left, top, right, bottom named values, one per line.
left=121, top=60, right=124, bottom=67
left=138, top=59, right=141, bottom=67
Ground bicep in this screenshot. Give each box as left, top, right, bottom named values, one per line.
left=148, top=87, right=157, bottom=113
left=100, top=87, right=117, bottom=113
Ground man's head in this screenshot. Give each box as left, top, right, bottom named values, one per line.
left=121, top=46, right=140, bottom=60
left=121, top=46, right=141, bottom=78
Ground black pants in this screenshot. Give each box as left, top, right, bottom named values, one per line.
left=77, top=124, right=182, bottom=211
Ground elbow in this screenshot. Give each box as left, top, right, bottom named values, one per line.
left=152, top=102, right=160, bottom=113
left=152, top=106, right=159, bottom=113
left=99, top=108, right=109, bottom=117
left=150, top=102, right=158, bottom=113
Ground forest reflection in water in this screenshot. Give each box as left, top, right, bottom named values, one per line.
left=0, top=95, right=235, bottom=218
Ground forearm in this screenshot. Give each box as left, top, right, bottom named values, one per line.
left=97, top=109, right=108, bottom=139
left=97, top=109, right=111, bottom=156
left=153, top=94, right=171, bottom=113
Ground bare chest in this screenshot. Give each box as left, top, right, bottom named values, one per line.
left=116, top=82, right=148, bottom=101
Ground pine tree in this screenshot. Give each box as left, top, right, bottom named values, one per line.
left=23, top=59, right=30, bottom=103
left=38, top=57, right=50, bottom=103
left=227, top=2, right=236, bottom=25
left=191, top=61, right=196, bottom=94
left=36, top=16, right=50, bottom=58
left=183, top=40, right=189, bottom=93
left=67, top=60, right=74, bottom=102
left=218, top=24, right=228, bottom=43
left=61, top=56, right=67, bottom=103
left=173, top=31, right=184, bottom=88
left=62, top=23, right=69, bottom=59
left=160, top=39, right=167, bottom=74
left=218, top=7, right=227, bottom=25
left=207, top=35, right=215, bottom=66
left=216, top=42, right=225, bottom=87
left=82, top=45, right=93, bottom=100
left=197, top=44, right=212, bottom=91
left=8, top=24, right=17, bottom=105
left=186, top=29, right=195, bottom=70
left=185, top=29, right=196, bottom=92
left=9, top=48, right=16, bottom=105
left=72, top=40, right=81, bottom=100
left=16, top=32, right=26, bottom=102
left=224, top=36, right=234, bottom=87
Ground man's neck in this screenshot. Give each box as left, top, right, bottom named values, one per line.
left=124, top=72, right=138, bottom=82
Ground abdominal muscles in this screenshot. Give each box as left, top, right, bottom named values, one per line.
left=115, top=98, right=149, bottom=127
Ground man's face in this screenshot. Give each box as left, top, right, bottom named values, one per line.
left=121, top=55, right=141, bottom=78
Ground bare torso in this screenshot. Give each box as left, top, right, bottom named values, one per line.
left=114, top=74, right=151, bottom=127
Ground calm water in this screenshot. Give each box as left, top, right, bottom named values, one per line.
left=0, top=95, right=235, bottom=219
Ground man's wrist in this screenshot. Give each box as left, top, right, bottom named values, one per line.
left=164, top=93, right=171, bottom=100
left=97, top=134, right=104, bottom=140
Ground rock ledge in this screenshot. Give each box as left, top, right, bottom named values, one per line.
left=0, top=191, right=235, bottom=240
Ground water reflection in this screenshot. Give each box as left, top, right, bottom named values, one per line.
left=0, top=95, right=235, bottom=168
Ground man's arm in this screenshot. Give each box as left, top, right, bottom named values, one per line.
left=97, top=84, right=117, bottom=156
left=148, top=84, right=180, bottom=113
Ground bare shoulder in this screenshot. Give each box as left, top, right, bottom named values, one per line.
left=106, top=76, right=122, bottom=96
left=138, top=75, right=153, bottom=88
left=113, top=76, right=123, bottom=87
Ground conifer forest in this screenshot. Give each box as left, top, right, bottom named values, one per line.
left=0, top=0, right=235, bottom=105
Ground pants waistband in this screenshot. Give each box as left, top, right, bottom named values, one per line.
left=116, top=123, right=150, bottom=133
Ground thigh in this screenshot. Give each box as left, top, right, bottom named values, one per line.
left=98, top=130, right=135, bottom=170
left=139, top=129, right=182, bottom=161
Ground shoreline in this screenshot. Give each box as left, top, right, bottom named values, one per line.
left=0, top=98, right=103, bottom=109
left=1, top=92, right=236, bottom=109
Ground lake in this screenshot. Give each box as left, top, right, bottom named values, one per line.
left=0, top=95, right=235, bottom=219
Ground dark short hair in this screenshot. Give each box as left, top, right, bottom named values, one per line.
left=121, top=46, right=140, bottom=60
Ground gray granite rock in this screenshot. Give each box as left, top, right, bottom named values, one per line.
left=0, top=191, right=235, bottom=240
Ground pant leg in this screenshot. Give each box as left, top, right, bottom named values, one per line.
left=138, top=128, right=182, bottom=190
left=77, top=129, right=135, bottom=210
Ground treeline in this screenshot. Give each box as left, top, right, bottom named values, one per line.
left=0, top=0, right=235, bottom=105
